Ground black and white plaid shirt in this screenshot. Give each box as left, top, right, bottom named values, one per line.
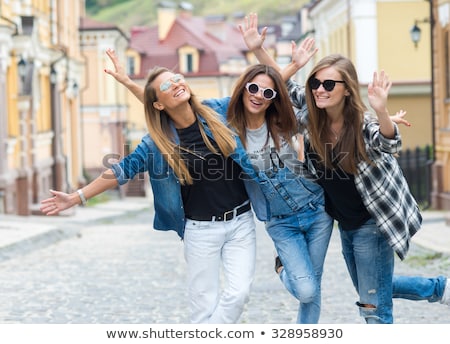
left=287, top=79, right=422, bottom=260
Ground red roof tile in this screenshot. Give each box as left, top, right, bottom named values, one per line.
left=129, top=15, right=248, bottom=76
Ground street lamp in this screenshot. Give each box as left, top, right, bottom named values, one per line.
left=410, top=18, right=430, bottom=48
left=17, top=56, right=27, bottom=95
left=72, top=80, right=79, bottom=98
left=17, top=57, right=26, bottom=79
left=50, top=65, right=57, bottom=84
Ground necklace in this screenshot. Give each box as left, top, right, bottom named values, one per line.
left=330, top=127, right=339, bottom=141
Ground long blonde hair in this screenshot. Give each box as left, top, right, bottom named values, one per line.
left=305, top=54, right=370, bottom=174
left=143, top=66, right=237, bottom=185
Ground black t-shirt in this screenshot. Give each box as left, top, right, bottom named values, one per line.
left=177, top=121, right=248, bottom=219
left=308, top=151, right=371, bottom=230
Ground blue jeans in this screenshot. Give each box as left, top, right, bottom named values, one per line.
left=339, top=219, right=447, bottom=324
left=339, top=219, right=394, bottom=323
left=393, top=275, right=447, bottom=302
left=266, top=201, right=333, bottom=324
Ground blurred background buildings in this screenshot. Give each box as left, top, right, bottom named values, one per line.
left=0, top=0, right=448, bottom=215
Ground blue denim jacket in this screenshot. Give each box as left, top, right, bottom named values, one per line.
left=111, top=97, right=268, bottom=239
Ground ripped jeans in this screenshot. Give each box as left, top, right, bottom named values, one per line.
left=339, top=219, right=447, bottom=324
left=339, top=219, right=395, bottom=323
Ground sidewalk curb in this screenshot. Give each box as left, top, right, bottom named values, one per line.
left=0, top=225, right=81, bottom=262
left=0, top=197, right=152, bottom=262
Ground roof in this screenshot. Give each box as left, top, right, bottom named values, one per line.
left=80, top=17, right=128, bottom=40
left=129, top=15, right=248, bottom=77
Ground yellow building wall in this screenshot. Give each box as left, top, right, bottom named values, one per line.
left=387, top=94, right=432, bottom=149
left=378, top=2, right=431, bottom=81
left=7, top=57, right=20, bottom=138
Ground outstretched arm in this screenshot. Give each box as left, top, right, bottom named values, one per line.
left=40, top=170, right=118, bottom=215
left=104, top=48, right=145, bottom=103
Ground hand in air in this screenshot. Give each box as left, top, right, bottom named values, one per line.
left=290, top=37, right=318, bottom=70
left=104, top=48, right=131, bottom=85
left=238, top=12, right=266, bottom=51
left=368, top=70, right=392, bottom=115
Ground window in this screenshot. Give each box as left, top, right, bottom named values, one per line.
left=185, top=54, right=193, bottom=73
left=127, top=56, right=135, bottom=76
left=21, top=16, right=34, bottom=36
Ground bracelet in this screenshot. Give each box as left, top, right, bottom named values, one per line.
left=77, top=189, right=88, bottom=206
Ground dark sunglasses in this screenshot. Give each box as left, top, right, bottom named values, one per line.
left=245, top=82, right=277, bottom=100
left=309, top=78, right=345, bottom=92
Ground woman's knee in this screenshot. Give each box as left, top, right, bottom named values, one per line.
left=290, top=277, right=318, bottom=302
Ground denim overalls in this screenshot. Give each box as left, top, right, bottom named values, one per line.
left=256, top=136, right=333, bottom=324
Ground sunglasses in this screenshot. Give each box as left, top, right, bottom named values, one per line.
left=245, top=82, right=277, bottom=100
left=309, top=78, right=345, bottom=92
left=160, top=74, right=184, bottom=92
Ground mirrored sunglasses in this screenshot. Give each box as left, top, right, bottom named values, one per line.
left=245, top=82, right=277, bottom=100
left=160, top=74, right=184, bottom=92
left=309, top=78, right=345, bottom=92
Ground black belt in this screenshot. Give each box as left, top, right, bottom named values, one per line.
left=187, top=202, right=251, bottom=222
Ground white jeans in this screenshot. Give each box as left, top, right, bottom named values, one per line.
left=183, top=210, right=256, bottom=323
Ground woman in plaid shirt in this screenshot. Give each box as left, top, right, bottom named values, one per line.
left=243, top=12, right=449, bottom=324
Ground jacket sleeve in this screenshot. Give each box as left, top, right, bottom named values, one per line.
left=111, top=134, right=153, bottom=185
left=363, top=113, right=402, bottom=155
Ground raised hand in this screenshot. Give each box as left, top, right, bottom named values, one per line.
left=104, top=48, right=131, bottom=86
left=238, top=12, right=267, bottom=51
left=104, top=48, right=144, bottom=103
left=368, top=70, right=392, bottom=116
left=290, top=37, right=318, bottom=70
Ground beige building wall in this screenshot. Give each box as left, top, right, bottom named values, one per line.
left=79, top=27, right=128, bottom=178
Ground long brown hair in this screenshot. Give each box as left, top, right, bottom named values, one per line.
left=227, top=64, right=297, bottom=150
left=305, top=54, right=370, bottom=174
left=143, top=66, right=237, bottom=185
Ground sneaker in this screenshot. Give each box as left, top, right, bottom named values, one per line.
left=274, top=256, right=283, bottom=274
left=441, top=278, right=450, bottom=306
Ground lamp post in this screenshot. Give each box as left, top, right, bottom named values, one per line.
left=410, top=18, right=430, bottom=48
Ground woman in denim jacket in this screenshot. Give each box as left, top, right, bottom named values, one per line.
left=103, top=47, right=334, bottom=323
left=40, top=61, right=267, bottom=324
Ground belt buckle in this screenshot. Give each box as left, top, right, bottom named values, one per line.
left=223, top=209, right=234, bottom=221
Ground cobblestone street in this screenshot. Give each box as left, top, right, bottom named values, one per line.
left=0, top=205, right=449, bottom=324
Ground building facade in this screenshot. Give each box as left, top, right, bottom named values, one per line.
left=0, top=0, right=84, bottom=214
left=431, top=0, right=450, bottom=209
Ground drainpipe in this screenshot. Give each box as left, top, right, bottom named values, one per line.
left=428, top=0, right=436, bottom=208
left=49, top=48, right=67, bottom=191
left=429, top=0, right=435, bottom=163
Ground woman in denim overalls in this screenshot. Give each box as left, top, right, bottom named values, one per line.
left=226, top=63, right=333, bottom=323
